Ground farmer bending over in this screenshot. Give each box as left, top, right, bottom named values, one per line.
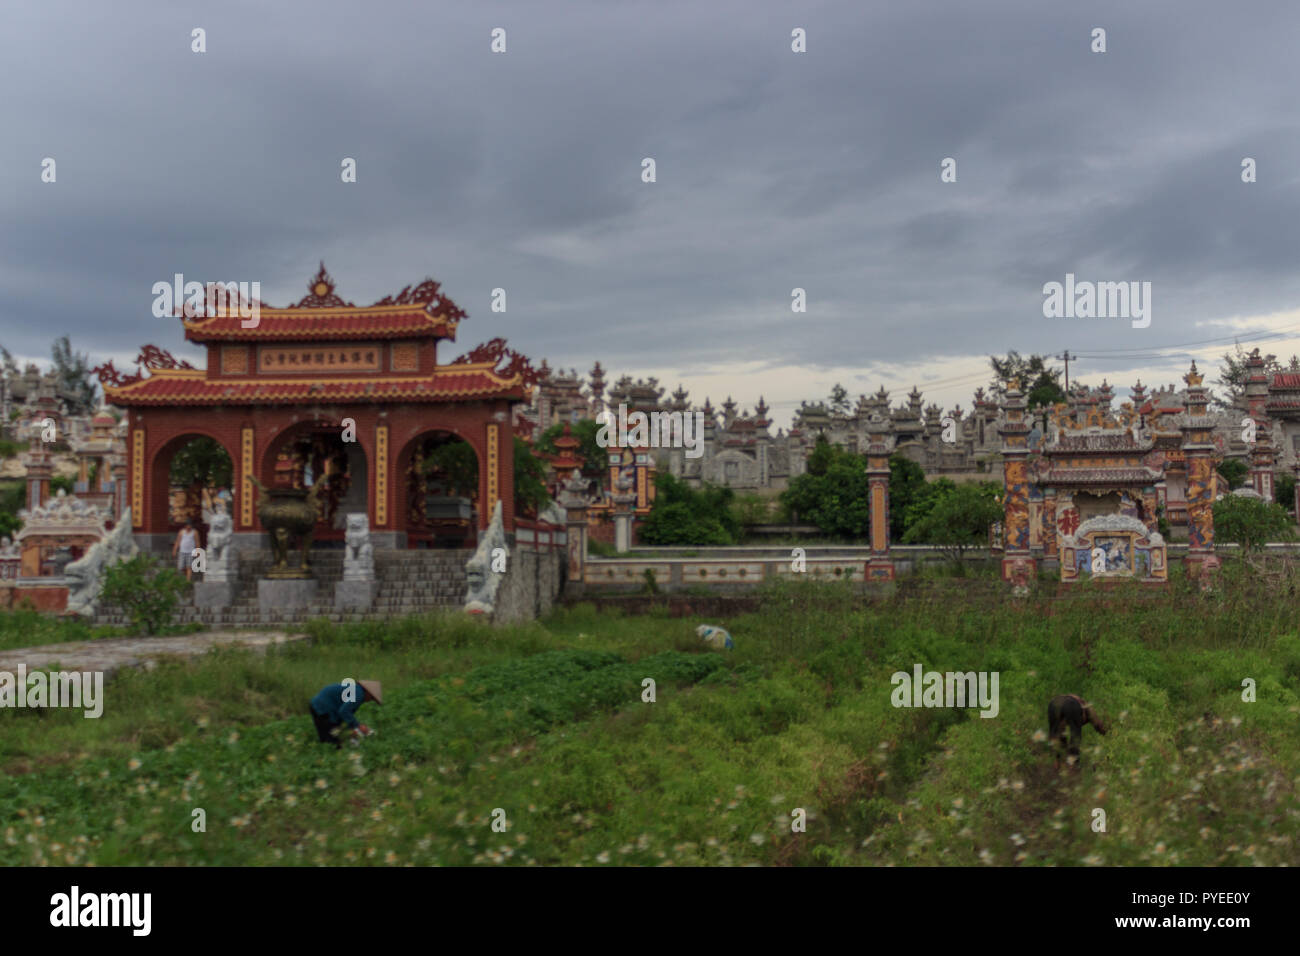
left=310, top=679, right=382, bottom=749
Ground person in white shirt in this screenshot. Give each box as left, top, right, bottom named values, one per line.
left=173, top=520, right=198, bottom=581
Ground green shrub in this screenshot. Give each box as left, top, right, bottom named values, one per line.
left=639, top=474, right=738, bottom=545
left=99, top=554, right=188, bottom=635
left=588, top=538, right=617, bottom=558
left=902, top=481, right=1002, bottom=565
left=779, top=440, right=870, bottom=538
left=1212, top=494, right=1295, bottom=552
left=730, top=494, right=771, bottom=533
left=1275, top=473, right=1296, bottom=514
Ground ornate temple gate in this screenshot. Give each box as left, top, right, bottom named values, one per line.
left=98, top=266, right=529, bottom=554
left=999, top=363, right=1217, bottom=588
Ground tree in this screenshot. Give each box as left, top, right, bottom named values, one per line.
left=0, top=346, right=18, bottom=379
left=422, top=437, right=550, bottom=516
left=988, top=352, right=1066, bottom=409
left=730, top=493, right=771, bottom=534
left=1216, top=458, right=1248, bottom=491
left=888, top=455, right=927, bottom=540
left=423, top=440, right=477, bottom=498
left=639, top=473, right=739, bottom=546
left=51, top=335, right=98, bottom=415
left=513, top=436, right=551, bottom=517
left=829, top=383, right=851, bottom=415
left=901, top=476, right=956, bottom=535
left=779, top=443, right=871, bottom=537
left=0, top=481, right=24, bottom=537
left=1276, top=473, right=1296, bottom=514
left=902, top=481, right=1002, bottom=567
left=804, top=434, right=837, bottom=476
left=169, top=437, right=233, bottom=489
left=536, top=419, right=609, bottom=478
left=1212, top=494, right=1295, bottom=553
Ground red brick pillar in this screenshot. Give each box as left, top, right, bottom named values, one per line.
left=865, top=414, right=895, bottom=581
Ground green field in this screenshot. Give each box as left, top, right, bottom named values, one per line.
left=1, top=573, right=1297, bottom=866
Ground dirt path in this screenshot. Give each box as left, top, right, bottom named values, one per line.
left=0, top=631, right=309, bottom=681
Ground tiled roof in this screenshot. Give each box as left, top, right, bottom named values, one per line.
left=1040, top=467, right=1162, bottom=485
left=103, top=364, right=524, bottom=406
left=183, top=304, right=457, bottom=342
left=1271, top=373, right=1300, bottom=389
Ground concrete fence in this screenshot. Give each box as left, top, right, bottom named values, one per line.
left=570, top=541, right=1299, bottom=594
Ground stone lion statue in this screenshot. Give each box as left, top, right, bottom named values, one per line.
left=204, top=505, right=235, bottom=583
left=343, top=513, right=374, bottom=581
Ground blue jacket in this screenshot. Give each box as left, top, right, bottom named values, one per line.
left=311, top=682, right=369, bottom=729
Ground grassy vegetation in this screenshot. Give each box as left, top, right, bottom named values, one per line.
left=0, top=571, right=1297, bottom=866
left=0, top=609, right=125, bottom=651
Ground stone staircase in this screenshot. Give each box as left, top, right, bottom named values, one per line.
left=94, top=549, right=470, bottom=628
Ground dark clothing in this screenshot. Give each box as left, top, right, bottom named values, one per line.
left=1048, top=694, right=1103, bottom=757
left=310, top=702, right=343, bottom=749
left=310, top=682, right=368, bottom=729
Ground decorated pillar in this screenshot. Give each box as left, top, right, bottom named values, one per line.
left=481, top=421, right=502, bottom=532
left=1294, top=459, right=1300, bottom=524
left=998, top=379, right=1035, bottom=589
left=495, top=405, right=517, bottom=535
left=560, top=472, right=589, bottom=589
left=111, top=455, right=128, bottom=523
left=1041, top=485, right=1059, bottom=565
left=1181, top=362, right=1218, bottom=583
left=24, top=447, right=53, bottom=512
left=130, top=425, right=145, bottom=528
left=239, top=425, right=255, bottom=531
left=611, top=468, right=636, bottom=553
left=1244, top=348, right=1275, bottom=501
left=865, top=413, right=895, bottom=581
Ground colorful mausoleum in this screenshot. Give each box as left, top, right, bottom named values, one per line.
left=999, top=363, right=1219, bottom=585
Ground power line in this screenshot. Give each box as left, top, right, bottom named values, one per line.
left=1067, top=324, right=1300, bottom=357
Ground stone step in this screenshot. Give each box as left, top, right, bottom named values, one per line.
left=95, top=546, right=476, bottom=627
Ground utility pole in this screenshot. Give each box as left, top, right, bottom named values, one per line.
left=1059, top=350, right=1074, bottom=394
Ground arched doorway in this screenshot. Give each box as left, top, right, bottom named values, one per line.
left=399, top=430, right=479, bottom=548
left=260, top=422, right=368, bottom=542
left=149, top=432, right=237, bottom=549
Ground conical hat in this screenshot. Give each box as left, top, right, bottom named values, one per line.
left=357, top=679, right=383, bottom=705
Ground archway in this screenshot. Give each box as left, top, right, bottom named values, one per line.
left=260, top=422, right=368, bottom=542
left=149, top=432, right=237, bottom=547
left=397, top=429, right=479, bottom=548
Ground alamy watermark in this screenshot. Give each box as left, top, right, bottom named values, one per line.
left=1042, top=273, right=1150, bottom=329
left=596, top=404, right=705, bottom=459
left=890, top=665, right=999, bottom=718
left=0, top=665, right=103, bottom=718
left=152, top=274, right=260, bottom=328
left=50, top=886, right=150, bottom=935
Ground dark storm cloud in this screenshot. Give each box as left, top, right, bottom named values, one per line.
left=3, top=0, right=1299, bottom=420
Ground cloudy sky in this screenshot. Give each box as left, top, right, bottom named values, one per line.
left=5, top=0, right=1300, bottom=428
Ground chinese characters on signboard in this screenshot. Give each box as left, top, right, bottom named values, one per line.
left=259, top=345, right=381, bottom=373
